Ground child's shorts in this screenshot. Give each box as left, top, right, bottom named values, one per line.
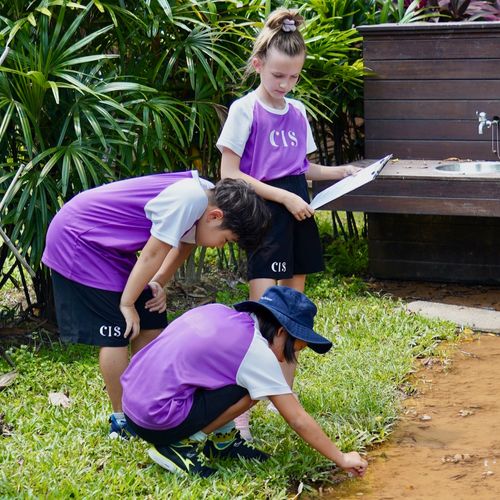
left=247, top=174, right=324, bottom=280
left=125, top=385, right=248, bottom=446
left=51, top=271, right=168, bottom=347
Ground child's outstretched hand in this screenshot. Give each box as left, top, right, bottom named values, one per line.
left=338, top=451, right=368, bottom=477
left=120, top=304, right=140, bottom=340
left=146, top=281, right=167, bottom=313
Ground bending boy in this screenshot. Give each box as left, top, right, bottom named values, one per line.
left=42, top=171, right=270, bottom=438
left=121, top=286, right=368, bottom=478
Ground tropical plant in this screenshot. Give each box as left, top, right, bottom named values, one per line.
left=0, top=2, right=194, bottom=313
left=0, top=0, right=261, bottom=312
left=416, top=0, right=500, bottom=21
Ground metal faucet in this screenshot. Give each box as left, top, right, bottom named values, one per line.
left=477, top=111, right=492, bottom=134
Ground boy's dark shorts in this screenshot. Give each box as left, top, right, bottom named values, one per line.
left=51, top=271, right=168, bottom=347
left=125, top=385, right=248, bottom=446
left=247, top=174, right=324, bottom=280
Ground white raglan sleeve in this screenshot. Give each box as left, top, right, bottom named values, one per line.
left=236, top=330, right=292, bottom=401
left=216, top=97, right=254, bottom=157
left=144, top=178, right=208, bottom=247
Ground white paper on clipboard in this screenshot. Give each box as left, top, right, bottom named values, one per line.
left=310, top=154, right=393, bottom=210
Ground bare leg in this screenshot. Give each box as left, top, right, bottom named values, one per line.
left=99, top=346, right=128, bottom=412
left=279, top=274, right=305, bottom=293
left=249, top=278, right=276, bottom=301
left=131, top=328, right=162, bottom=356
left=100, top=329, right=162, bottom=414
left=276, top=274, right=306, bottom=387
left=201, top=395, right=254, bottom=434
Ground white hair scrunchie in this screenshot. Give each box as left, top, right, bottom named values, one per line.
left=282, top=19, right=296, bottom=32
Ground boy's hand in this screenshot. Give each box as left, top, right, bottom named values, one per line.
left=338, top=451, right=368, bottom=477
left=282, top=191, right=314, bottom=221
left=120, top=304, right=140, bottom=340
left=145, top=281, right=167, bottom=313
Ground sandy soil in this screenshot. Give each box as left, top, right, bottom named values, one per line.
left=320, top=280, right=500, bottom=500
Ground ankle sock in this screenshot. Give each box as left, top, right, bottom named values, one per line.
left=112, top=411, right=126, bottom=423
left=189, top=431, right=207, bottom=443
left=213, top=421, right=235, bottom=436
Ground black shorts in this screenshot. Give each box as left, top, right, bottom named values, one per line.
left=51, top=271, right=168, bottom=347
left=125, top=385, right=248, bottom=446
left=247, top=174, right=324, bottom=280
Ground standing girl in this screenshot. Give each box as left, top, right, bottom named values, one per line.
left=217, top=8, right=360, bottom=439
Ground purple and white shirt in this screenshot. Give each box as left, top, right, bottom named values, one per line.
left=42, top=171, right=213, bottom=291
left=217, top=90, right=316, bottom=181
left=121, top=304, right=292, bottom=430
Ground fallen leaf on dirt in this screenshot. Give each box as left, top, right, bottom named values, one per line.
left=442, top=454, right=473, bottom=464
left=420, top=414, right=432, bottom=421
left=458, top=409, right=475, bottom=417
left=0, top=371, right=17, bottom=389
left=482, top=471, right=494, bottom=478
left=48, top=392, right=72, bottom=408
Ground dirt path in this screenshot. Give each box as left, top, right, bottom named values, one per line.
left=326, top=333, right=500, bottom=500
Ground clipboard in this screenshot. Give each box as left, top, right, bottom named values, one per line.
left=310, top=154, right=393, bottom=210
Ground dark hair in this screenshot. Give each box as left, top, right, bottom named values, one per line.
left=246, top=8, right=306, bottom=77
left=255, top=308, right=297, bottom=364
left=208, top=178, right=271, bottom=252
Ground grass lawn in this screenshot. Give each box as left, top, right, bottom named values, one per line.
left=0, top=275, right=457, bottom=499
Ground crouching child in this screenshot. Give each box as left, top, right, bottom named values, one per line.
left=121, top=286, right=368, bottom=478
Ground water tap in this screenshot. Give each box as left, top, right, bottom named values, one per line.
left=477, top=111, right=492, bottom=134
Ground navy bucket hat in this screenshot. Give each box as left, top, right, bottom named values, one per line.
left=234, top=286, right=332, bottom=354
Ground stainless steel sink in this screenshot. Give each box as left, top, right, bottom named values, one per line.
left=435, top=162, right=500, bottom=174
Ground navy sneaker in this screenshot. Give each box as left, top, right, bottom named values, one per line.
left=148, top=440, right=216, bottom=478
left=203, top=429, right=269, bottom=462
left=109, top=414, right=137, bottom=440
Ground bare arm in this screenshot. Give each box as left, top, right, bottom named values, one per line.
left=305, top=162, right=361, bottom=181
left=221, top=147, right=314, bottom=221
left=145, top=242, right=196, bottom=313
left=120, top=236, right=172, bottom=339
left=151, top=242, right=195, bottom=287
left=269, top=393, right=368, bottom=476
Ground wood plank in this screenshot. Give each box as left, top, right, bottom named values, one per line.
left=365, top=140, right=500, bottom=161
left=364, top=100, right=499, bottom=120
left=319, top=196, right=500, bottom=217
left=365, top=60, right=500, bottom=80
left=365, top=120, right=482, bottom=140
left=367, top=212, right=500, bottom=283
left=365, top=80, right=500, bottom=100
left=368, top=241, right=499, bottom=262
left=367, top=214, right=500, bottom=242
left=364, top=38, right=500, bottom=60
left=368, top=259, right=500, bottom=284
left=315, top=177, right=500, bottom=199
left=358, top=21, right=500, bottom=37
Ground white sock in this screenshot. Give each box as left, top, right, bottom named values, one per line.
left=189, top=431, right=208, bottom=443
left=213, top=421, right=235, bottom=436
